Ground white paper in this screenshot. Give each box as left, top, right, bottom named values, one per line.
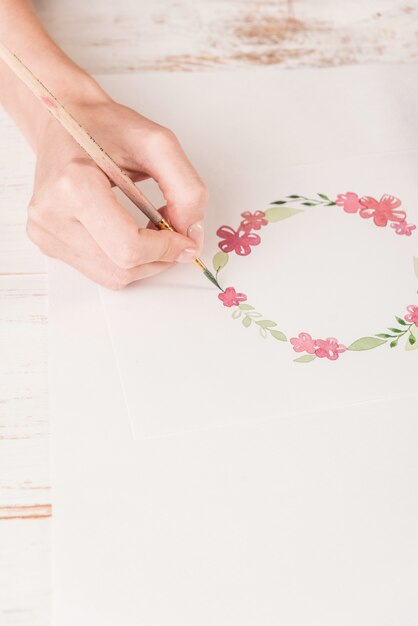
left=49, top=261, right=418, bottom=626
left=97, top=67, right=418, bottom=438
left=50, top=66, right=418, bottom=625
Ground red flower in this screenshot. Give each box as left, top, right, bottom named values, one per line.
left=405, top=305, right=418, bottom=326
left=240, top=210, right=268, bottom=230
left=216, top=224, right=261, bottom=256
left=290, top=332, right=316, bottom=354
left=390, top=220, right=416, bottom=236
left=315, top=337, right=346, bottom=361
left=336, top=192, right=361, bottom=214
left=359, top=194, right=406, bottom=227
left=218, top=287, right=247, bottom=307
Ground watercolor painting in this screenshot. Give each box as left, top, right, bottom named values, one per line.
left=212, top=193, right=418, bottom=363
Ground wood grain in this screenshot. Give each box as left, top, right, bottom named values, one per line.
left=1, top=0, right=416, bottom=623
left=35, top=0, right=418, bottom=72
left=0, top=505, right=51, bottom=521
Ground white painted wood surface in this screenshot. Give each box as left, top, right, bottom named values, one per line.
left=0, top=1, right=416, bottom=623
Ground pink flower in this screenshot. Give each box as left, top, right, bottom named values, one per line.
left=359, top=194, right=406, bottom=227
left=216, top=224, right=261, bottom=256
left=390, top=220, right=416, bottom=236
left=405, top=305, right=418, bottom=326
left=336, top=192, right=361, bottom=214
left=290, top=332, right=316, bottom=354
left=240, top=210, right=268, bottom=230
left=315, top=337, right=347, bottom=361
left=218, top=287, right=247, bottom=307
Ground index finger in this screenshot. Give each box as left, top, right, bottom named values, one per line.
left=132, top=127, right=208, bottom=251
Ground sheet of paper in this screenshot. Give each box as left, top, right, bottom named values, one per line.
left=97, top=67, right=418, bottom=438
left=49, top=259, right=418, bottom=626
left=50, top=66, right=418, bottom=625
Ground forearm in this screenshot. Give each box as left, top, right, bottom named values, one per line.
left=0, top=0, right=108, bottom=151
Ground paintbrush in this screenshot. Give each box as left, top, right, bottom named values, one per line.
left=0, top=40, right=221, bottom=290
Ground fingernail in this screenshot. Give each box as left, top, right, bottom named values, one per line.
left=176, top=247, right=198, bottom=263
left=187, top=220, right=204, bottom=251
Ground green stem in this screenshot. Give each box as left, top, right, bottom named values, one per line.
left=388, top=323, right=413, bottom=344
left=400, top=323, right=413, bottom=338
left=396, top=323, right=413, bottom=338
left=298, top=195, right=323, bottom=203
left=278, top=194, right=332, bottom=206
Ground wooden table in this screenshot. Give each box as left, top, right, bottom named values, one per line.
left=1, top=1, right=416, bottom=623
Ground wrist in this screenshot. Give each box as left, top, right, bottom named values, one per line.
left=0, top=0, right=110, bottom=149
left=4, top=65, right=111, bottom=152
left=45, top=67, right=111, bottom=109
left=36, top=70, right=111, bottom=135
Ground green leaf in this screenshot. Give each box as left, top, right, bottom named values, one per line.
left=270, top=329, right=287, bottom=341
left=271, top=200, right=287, bottom=205
left=395, top=316, right=407, bottom=326
left=212, top=250, right=229, bottom=273
left=239, top=304, right=254, bottom=311
left=232, top=309, right=241, bottom=320
left=347, top=337, right=387, bottom=351
left=204, top=268, right=222, bottom=290
left=256, top=320, right=277, bottom=328
left=390, top=339, right=398, bottom=348
left=259, top=327, right=268, bottom=339
left=406, top=326, right=418, bottom=351
left=388, top=327, right=403, bottom=333
left=242, top=316, right=252, bottom=328
left=264, top=206, right=303, bottom=223
left=301, top=202, right=316, bottom=206
left=414, top=257, right=418, bottom=280
left=326, top=202, right=336, bottom=206
left=294, top=354, right=317, bottom=363
left=375, top=333, right=392, bottom=339
left=317, top=193, right=329, bottom=200
left=286, top=194, right=300, bottom=199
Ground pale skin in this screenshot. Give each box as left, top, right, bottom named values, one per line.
left=0, top=1, right=208, bottom=289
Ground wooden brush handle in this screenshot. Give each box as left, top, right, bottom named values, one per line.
left=0, top=39, right=163, bottom=226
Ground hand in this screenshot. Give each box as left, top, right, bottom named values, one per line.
left=26, top=96, right=208, bottom=289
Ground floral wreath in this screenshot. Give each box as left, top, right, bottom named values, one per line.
left=213, top=192, right=418, bottom=363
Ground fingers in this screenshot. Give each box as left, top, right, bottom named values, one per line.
left=26, top=218, right=174, bottom=290
left=131, top=126, right=208, bottom=251
left=68, top=170, right=197, bottom=269
left=27, top=116, right=208, bottom=291
left=70, top=182, right=198, bottom=267
left=29, top=166, right=199, bottom=268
